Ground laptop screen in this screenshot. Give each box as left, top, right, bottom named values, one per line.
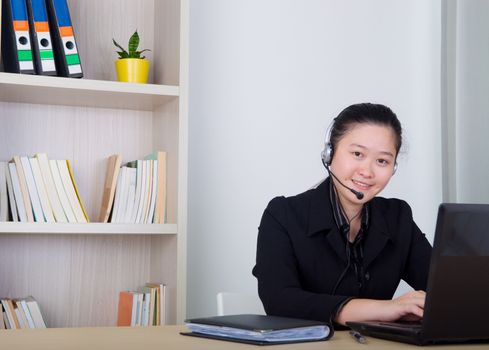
left=423, top=203, right=489, bottom=341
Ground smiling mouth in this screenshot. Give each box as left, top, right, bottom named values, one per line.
left=351, top=179, right=372, bottom=191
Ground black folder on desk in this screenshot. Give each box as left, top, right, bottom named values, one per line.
left=182, top=314, right=333, bottom=345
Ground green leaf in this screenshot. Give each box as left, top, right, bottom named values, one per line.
left=128, top=31, right=140, bottom=57
left=112, top=39, right=127, bottom=54
left=138, top=49, right=151, bottom=54
left=114, top=30, right=150, bottom=59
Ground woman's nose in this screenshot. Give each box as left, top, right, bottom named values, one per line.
left=358, top=161, right=374, bottom=178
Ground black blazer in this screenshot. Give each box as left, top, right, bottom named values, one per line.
left=252, top=178, right=432, bottom=323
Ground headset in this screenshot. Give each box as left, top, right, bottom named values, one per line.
left=320, top=119, right=398, bottom=175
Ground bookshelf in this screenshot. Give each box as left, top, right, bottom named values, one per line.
left=0, top=0, right=188, bottom=328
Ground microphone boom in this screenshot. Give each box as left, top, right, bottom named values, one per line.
left=326, top=167, right=364, bottom=200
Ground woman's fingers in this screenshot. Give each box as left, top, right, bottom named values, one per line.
left=390, top=290, right=427, bottom=320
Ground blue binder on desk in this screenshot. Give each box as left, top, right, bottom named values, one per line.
left=25, top=0, right=57, bottom=75
left=182, top=314, right=333, bottom=345
left=1, top=0, right=36, bottom=74
left=45, top=0, right=83, bottom=78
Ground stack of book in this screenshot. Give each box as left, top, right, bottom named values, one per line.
left=98, top=152, right=167, bottom=224
left=1, top=296, right=47, bottom=329
left=117, top=283, right=166, bottom=327
left=0, top=154, right=88, bottom=223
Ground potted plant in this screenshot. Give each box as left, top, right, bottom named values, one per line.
left=113, top=30, right=151, bottom=83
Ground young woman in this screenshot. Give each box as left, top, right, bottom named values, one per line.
left=252, top=103, right=432, bottom=326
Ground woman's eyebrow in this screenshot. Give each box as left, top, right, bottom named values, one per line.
left=349, top=143, right=395, bottom=158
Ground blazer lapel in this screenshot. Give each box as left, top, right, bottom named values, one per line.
left=326, top=226, right=348, bottom=264
left=363, top=206, right=392, bottom=269
left=306, top=178, right=348, bottom=264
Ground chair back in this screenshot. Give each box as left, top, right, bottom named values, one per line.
left=216, top=292, right=265, bottom=316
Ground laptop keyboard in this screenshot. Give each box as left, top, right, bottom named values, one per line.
left=377, top=321, right=422, bottom=329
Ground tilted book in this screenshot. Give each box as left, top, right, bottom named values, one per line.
left=98, top=154, right=122, bottom=223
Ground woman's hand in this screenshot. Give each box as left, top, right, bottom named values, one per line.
left=335, top=290, right=426, bottom=325
left=377, top=290, right=426, bottom=321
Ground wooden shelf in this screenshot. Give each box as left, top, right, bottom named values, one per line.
left=0, top=222, right=178, bottom=235
left=0, top=72, right=179, bottom=111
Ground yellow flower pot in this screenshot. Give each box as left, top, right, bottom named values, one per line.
left=115, top=58, right=150, bottom=83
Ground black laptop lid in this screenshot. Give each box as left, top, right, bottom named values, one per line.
left=423, top=203, right=489, bottom=342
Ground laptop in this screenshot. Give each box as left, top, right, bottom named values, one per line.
left=347, top=203, right=489, bottom=345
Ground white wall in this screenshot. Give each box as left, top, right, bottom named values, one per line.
left=188, top=0, right=442, bottom=318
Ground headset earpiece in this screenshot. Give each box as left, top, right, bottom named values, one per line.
left=321, top=119, right=336, bottom=168
left=321, top=142, right=333, bottom=168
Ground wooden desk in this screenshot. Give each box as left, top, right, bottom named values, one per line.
left=0, top=326, right=487, bottom=349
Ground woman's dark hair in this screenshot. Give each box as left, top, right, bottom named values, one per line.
left=330, top=102, right=403, bottom=155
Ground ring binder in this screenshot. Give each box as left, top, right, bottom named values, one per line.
left=26, top=0, right=57, bottom=75
left=45, top=0, right=83, bottom=78
left=1, top=0, right=36, bottom=74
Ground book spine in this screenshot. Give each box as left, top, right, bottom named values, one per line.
left=20, top=156, right=45, bottom=222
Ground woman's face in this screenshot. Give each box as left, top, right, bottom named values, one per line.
left=330, top=123, right=397, bottom=209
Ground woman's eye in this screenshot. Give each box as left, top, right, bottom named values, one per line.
left=377, top=159, right=388, bottom=166
left=353, top=151, right=362, bottom=158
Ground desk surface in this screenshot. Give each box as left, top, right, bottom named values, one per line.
left=0, top=325, right=487, bottom=349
